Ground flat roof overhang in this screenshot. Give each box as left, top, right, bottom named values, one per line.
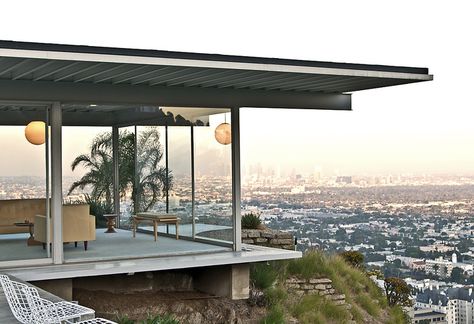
left=4, top=244, right=302, bottom=281
left=0, top=40, right=433, bottom=112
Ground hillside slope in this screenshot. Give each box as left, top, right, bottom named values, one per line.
left=252, top=251, right=407, bottom=324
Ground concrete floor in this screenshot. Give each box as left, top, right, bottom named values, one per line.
left=0, top=229, right=230, bottom=263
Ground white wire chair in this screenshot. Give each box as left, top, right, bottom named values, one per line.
left=23, top=286, right=116, bottom=324
left=0, top=274, right=32, bottom=323
left=0, top=274, right=98, bottom=323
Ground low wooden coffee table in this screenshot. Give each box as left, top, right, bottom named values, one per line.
left=14, top=222, right=42, bottom=246
left=132, top=213, right=179, bottom=242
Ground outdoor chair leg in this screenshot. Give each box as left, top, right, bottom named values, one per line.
left=153, top=221, right=157, bottom=242
left=84, top=241, right=88, bottom=250
left=42, top=243, right=46, bottom=250
left=176, top=222, right=179, bottom=240
left=75, top=242, right=78, bottom=248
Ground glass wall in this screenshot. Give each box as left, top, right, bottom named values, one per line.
left=62, top=126, right=113, bottom=227
left=135, top=126, right=167, bottom=216
left=0, top=103, right=235, bottom=266
left=118, top=126, right=136, bottom=228
left=157, top=126, right=192, bottom=237
left=0, top=106, right=50, bottom=263
left=194, top=112, right=233, bottom=243
left=62, top=125, right=113, bottom=260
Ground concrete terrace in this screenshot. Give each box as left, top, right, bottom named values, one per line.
left=0, top=229, right=230, bottom=263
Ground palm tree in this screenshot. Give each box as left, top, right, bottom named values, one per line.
left=133, top=127, right=172, bottom=213
left=68, top=127, right=172, bottom=216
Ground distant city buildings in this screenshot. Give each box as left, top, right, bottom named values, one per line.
left=416, top=287, right=474, bottom=324
left=425, top=257, right=455, bottom=278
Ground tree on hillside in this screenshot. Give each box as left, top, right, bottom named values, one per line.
left=340, top=251, right=364, bottom=269
left=384, top=277, right=412, bottom=307
left=405, top=246, right=425, bottom=258
left=335, top=228, right=347, bottom=241
left=68, top=127, right=172, bottom=217
left=451, top=267, right=465, bottom=284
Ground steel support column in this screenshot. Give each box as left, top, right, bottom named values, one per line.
left=165, top=126, right=169, bottom=215
left=45, top=106, right=50, bottom=258
left=133, top=125, right=138, bottom=214
left=231, top=108, right=242, bottom=251
left=191, top=126, right=196, bottom=239
left=112, top=126, right=120, bottom=226
left=51, top=102, right=63, bottom=264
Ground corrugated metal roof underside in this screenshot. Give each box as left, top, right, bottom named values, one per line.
left=0, top=56, right=428, bottom=94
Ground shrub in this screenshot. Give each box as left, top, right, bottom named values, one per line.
left=84, top=194, right=113, bottom=228
left=242, top=212, right=262, bottom=229
left=339, top=251, right=365, bottom=269
left=287, top=250, right=330, bottom=279
left=389, top=305, right=410, bottom=324
left=116, top=316, right=135, bottom=324
left=292, top=293, right=351, bottom=323
left=260, top=304, right=285, bottom=324
left=355, top=293, right=380, bottom=317
left=141, top=314, right=179, bottom=324
left=251, top=262, right=279, bottom=290
left=264, top=287, right=287, bottom=306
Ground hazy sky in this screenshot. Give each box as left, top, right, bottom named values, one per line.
left=0, top=1, right=473, bottom=176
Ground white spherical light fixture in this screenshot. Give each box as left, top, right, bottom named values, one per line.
left=25, top=121, right=46, bottom=145
left=215, top=122, right=231, bottom=145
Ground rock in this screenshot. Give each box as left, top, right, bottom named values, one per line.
left=309, top=278, right=332, bottom=284
left=327, top=294, right=346, bottom=301
left=261, top=230, right=277, bottom=238
left=301, top=284, right=314, bottom=290
left=187, top=312, right=204, bottom=324
left=245, top=230, right=261, bottom=238
left=282, top=245, right=295, bottom=250
left=286, top=284, right=300, bottom=289
left=314, top=284, right=327, bottom=290
left=294, top=290, right=305, bottom=297
left=333, top=299, right=346, bottom=306
left=270, top=238, right=294, bottom=245
left=276, top=232, right=293, bottom=239
left=286, top=277, right=306, bottom=284
left=242, top=239, right=254, bottom=244
left=255, top=238, right=268, bottom=243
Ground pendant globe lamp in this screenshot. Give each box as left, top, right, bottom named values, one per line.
left=215, top=114, right=231, bottom=145
left=25, top=121, right=46, bottom=145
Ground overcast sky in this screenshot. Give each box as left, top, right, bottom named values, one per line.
left=0, top=1, right=473, bottom=177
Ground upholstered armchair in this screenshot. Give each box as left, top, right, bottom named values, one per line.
left=34, top=204, right=96, bottom=250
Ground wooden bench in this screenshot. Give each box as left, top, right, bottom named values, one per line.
left=132, top=213, right=179, bottom=241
